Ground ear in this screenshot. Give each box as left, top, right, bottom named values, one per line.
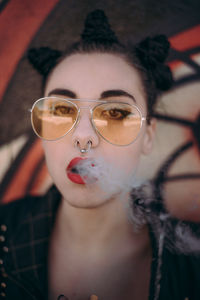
left=142, top=118, right=157, bottom=155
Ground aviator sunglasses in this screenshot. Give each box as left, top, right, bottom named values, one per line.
left=30, top=96, right=146, bottom=146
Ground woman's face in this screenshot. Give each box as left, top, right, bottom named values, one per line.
left=43, top=53, right=155, bottom=208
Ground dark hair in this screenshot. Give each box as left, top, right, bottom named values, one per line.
left=28, top=9, right=173, bottom=121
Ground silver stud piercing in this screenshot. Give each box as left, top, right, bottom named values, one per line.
left=75, top=140, right=92, bottom=154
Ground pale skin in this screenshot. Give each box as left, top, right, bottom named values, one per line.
left=42, top=53, right=156, bottom=300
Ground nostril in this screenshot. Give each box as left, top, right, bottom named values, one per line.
left=75, top=140, right=92, bottom=153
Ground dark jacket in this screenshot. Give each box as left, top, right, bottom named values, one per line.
left=0, top=186, right=199, bottom=300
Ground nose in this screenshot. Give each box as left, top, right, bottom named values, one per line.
left=72, top=110, right=99, bottom=150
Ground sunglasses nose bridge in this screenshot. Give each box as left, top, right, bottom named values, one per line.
left=72, top=105, right=99, bottom=148
left=73, top=106, right=96, bottom=132
left=75, top=105, right=93, bottom=124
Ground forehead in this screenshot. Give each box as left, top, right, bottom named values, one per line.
left=45, top=53, right=145, bottom=105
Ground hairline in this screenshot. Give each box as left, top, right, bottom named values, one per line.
left=43, top=50, right=147, bottom=104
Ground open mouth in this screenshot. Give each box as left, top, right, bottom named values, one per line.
left=66, top=157, right=96, bottom=184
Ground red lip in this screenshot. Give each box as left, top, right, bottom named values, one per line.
left=66, top=157, right=87, bottom=184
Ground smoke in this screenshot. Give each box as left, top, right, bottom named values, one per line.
left=75, top=156, right=144, bottom=197
left=130, top=181, right=200, bottom=254
left=74, top=158, right=200, bottom=254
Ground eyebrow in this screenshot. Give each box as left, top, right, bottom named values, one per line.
left=48, top=89, right=77, bottom=98
left=48, top=88, right=136, bottom=102
left=100, top=89, right=136, bottom=103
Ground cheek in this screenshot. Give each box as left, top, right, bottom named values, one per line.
left=104, top=140, right=144, bottom=176
left=123, top=149, right=142, bottom=174
left=42, top=141, right=67, bottom=178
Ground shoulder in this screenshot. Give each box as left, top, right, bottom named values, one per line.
left=149, top=225, right=200, bottom=299
left=160, top=248, right=200, bottom=299
left=0, top=185, right=61, bottom=232
left=0, top=194, right=43, bottom=227
left=163, top=248, right=200, bottom=273
left=0, top=195, right=38, bottom=233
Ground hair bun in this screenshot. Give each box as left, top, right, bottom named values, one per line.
left=81, top=9, right=119, bottom=45
left=27, top=47, right=62, bottom=76
left=136, top=35, right=170, bottom=67
left=135, top=35, right=173, bottom=90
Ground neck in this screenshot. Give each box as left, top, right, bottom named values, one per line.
left=53, top=192, right=149, bottom=255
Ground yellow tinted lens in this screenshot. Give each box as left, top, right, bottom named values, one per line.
left=31, top=98, right=78, bottom=140
left=93, top=103, right=142, bottom=145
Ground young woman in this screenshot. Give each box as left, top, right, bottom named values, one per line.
left=0, top=9, right=199, bottom=300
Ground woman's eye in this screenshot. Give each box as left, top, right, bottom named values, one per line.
left=53, top=105, right=75, bottom=116
left=103, top=109, right=131, bottom=120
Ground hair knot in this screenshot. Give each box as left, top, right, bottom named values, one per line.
left=27, top=47, right=62, bottom=77
left=135, top=35, right=173, bottom=91
left=81, top=9, right=119, bottom=45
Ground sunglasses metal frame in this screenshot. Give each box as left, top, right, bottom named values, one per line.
left=30, top=96, right=146, bottom=146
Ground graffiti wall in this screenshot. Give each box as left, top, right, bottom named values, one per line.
left=0, top=0, right=199, bottom=221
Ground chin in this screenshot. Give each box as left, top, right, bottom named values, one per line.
left=58, top=183, right=118, bottom=209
